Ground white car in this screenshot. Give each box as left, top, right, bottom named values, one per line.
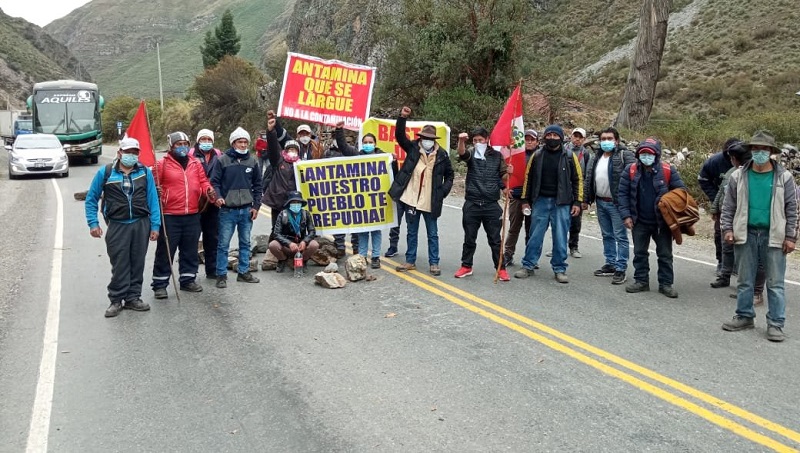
left=5, top=134, right=69, bottom=179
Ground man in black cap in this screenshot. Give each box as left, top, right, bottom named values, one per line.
left=268, top=191, right=319, bottom=273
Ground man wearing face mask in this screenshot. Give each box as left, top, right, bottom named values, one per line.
left=210, top=127, right=263, bottom=288
left=151, top=132, right=217, bottom=299
left=263, top=117, right=303, bottom=236
left=268, top=191, right=320, bottom=273
left=583, top=127, right=636, bottom=284
left=84, top=138, right=161, bottom=317
left=514, top=125, right=582, bottom=283
left=296, top=124, right=323, bottom=160
left=455, top=127, right=509, bottom=280
left=618, top=138, right=686, bottom=298
left=388, top=106, right=454, bottom=276
left=721, top=130, right=797, bottom=342
left=503, top=129, right=539, bottom=267
left=189, top=128, right=223, bottom=280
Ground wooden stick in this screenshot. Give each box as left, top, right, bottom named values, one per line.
left=494, top=194, right=510, bottom=284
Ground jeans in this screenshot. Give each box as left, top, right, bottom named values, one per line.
left=631, top=222, right=673, bottom=286
left=723, top=237, right=766, bottom=294
left=568, top=210, right=582, bottom=251
left=734, top=228, right=786, bottom=327
left=358, top=230, right=382, bottom=258
left=405, top=209, right=439, bottom=265
left=504, top=197, right=532, bottom=262
left=520, top=197, right=570, bottom=274
left=216, top=207, right=253, bottom=276
left=596, top=199, right=629, bottom=272
left=460, top=200, right=503, bottom=268
left=152, top=213, right=201, bottom=288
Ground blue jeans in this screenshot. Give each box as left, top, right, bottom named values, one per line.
left=631, top=222, right=673, bottom=286
left=405, top=209, right=439, bottom=265
left=596, top=199, right=629, bottom=272
left=216, top=207, right=253, bottom=276
left=734, top=228, right=786, bottom=327
left=521, top=197, right=570, bottom=274
left=358, top=230, right=382, bottom=258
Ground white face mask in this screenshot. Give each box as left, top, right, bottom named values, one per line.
left=298, top=136, right=311, bottom=145
left=235, top=146, right=249, bottom=155
left=421, top=139, right=435, bottom=151
left=474, top=143, right=488, bottom=159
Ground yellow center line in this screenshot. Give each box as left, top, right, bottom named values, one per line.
left=380, top=257, right=800, bottom=451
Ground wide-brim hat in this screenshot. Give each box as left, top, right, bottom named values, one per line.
left=417, top=125, right=440, bottom=140
left=284, top=190, right=307, bottom=208
left=746, top=130, right=781, bottom=154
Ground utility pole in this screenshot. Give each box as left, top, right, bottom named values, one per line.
left=157, top=42, right=164, bottom=111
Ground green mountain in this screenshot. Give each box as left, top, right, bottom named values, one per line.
left=45, top=0, right=291, bottom=99
left=0, top=8, right=88, bottom=108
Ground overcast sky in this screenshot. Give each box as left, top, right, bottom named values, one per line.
left=0, top=0, right=90, bottom=27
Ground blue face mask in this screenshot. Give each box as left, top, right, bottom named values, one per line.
left=638, top=154, right=656, bottom=167
left=199, top=142, right=213, bottom=152
left=120, top=153, right=138, bottom=167
left=752, top=151, right=771, bottom=165
left=362, top=143, right=376, bottom=153
left=174, top=145, right=189, bottom=157
left=600, top=140, right=616, bottom=152
left=289, top=203, right=302, bottom=214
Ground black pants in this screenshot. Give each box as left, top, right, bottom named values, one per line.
left=714, top=217, right=722, bottom=265
left=460, top=200, right=503, bottom=269
left=200, top=206, right=219, bottom=277
left=334, top=234, right=359, bottom=251
left=106, top=217, right=151, bottom=303
left=152, top=214, right=201, bottom=289
left=388, top=202, right=405, bottom=249
left=568, top=210, right=582, bottom=251
left=632, top=222, right=673, bottom=287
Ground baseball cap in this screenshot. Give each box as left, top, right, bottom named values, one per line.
left=297, top=124, right=312, bottom=134
left=524, top=129, right=538, bottom=138
left=119, top=137, right=140, bottom=151
left=572, top=128, right=586, bottom=138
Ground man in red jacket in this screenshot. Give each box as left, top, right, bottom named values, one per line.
left=151, top=131, right=216, bottom=299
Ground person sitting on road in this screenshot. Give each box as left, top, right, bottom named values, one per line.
left=268, top=191, right=320, bottom=273
left=84, top=137, right=161, bottom=317
left=151, top=131, right=216, bottom=299
left=454, top=127, right=509, bottom=281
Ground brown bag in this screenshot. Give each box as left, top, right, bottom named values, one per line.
left=658, top=189, right=700, bottom=245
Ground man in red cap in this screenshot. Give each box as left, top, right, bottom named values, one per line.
left=618, top=138, right=686, bottom=298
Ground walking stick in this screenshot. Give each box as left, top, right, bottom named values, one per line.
left=494, top=193, right=510, bottom=284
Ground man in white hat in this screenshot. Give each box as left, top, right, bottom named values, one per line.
left=210, top=127, right=263, bottom=288
left=84, top=138, right=161, bottom=317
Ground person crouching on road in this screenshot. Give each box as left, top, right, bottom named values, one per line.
left=514, top=125, right=582, bottom=284
left=268, top=191, right=320, bottom=273
left=454, top=127, right=509, bottom=281
left=388, top=106, right=455, bottom=276
left=189, top=128, right=223, bottom=280
left=210, top=127, right=263, bottom=288
left=84, top=138, right=161, bottom=318
left=618, top=138, right=686, bottom=298
left=151, top=131, right=217, bottom=299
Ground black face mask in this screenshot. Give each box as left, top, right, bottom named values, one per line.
left=545, top=138, right=562, bottom=150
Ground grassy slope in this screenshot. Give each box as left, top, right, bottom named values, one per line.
left=0, top=14, right=70, bottom=82
left=89, top=0, right=287, bottom=98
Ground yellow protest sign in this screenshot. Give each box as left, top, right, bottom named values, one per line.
left=294, top=154, right=397, bottom=235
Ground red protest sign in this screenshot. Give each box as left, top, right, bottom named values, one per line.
left=278, top=53, right=376, bottom=131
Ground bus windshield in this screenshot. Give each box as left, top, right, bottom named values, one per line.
left=34, top=89, right=100, bottom=135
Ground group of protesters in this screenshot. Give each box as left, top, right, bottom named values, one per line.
left=84, top=106, right=796, bottom=342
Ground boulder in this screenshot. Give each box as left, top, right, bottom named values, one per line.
left=311, top=237, right=339, bottom=265
left=74, top=191, right=88, bottom=201
left=324, top=263, right=339, bottom=273
left=315, top=271, right=347, bottom=289
left=261, top=250, right=279, bottom=271
left=345, top=255, right=367, bottom=282
left=251, top=234, right=270, bottom=254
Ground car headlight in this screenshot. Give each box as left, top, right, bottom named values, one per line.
left=58, top=154, right=68, bottom=162
left=10, top=154, right=20, bottom=163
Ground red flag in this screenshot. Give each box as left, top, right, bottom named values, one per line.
left=490, top=85, right=526, bottom=189
left=124, top=101, right=155, bottom=167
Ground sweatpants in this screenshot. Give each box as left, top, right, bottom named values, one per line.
left=106, top=217, right=151, bottom=303
left=152, top=213, right=202, bottom=289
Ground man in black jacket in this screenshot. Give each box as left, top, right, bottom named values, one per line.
left=388, top=106, right=455, bottom=276
left=454, top=128, right=509, bottom=280
left=698, top=138, right=737, bottom=274
left=268, top=191, right=319, bottom=273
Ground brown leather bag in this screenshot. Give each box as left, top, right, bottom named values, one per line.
left=658, top=189, right=700, bottom=244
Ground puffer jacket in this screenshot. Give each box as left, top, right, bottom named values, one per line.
left=618, top=152, right=686, bottom=225
left=156, top=153, right=215, bottom=215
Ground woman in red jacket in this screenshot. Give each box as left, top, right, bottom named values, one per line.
left=151, top=131, right=216, bottom=299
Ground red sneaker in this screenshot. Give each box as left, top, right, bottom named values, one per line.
left=497, top=269, right=510, bottom=281
left=454, top=266, right=473, bottom=278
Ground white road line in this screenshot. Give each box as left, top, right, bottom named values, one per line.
left=26, top=178, right=64, bottom=452
left=444, top=203, right=800, bottom=287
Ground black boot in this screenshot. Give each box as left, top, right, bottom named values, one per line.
left=710, top=276, right=730, bottom=288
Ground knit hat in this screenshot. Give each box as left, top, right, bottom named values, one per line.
left=543, top=125, right=565, bottom=140
left=119, top=137, right=140, bottom=151
left=167, top=131, right=190, bottom=147
left=229, top=127, right=251, bottom=145
left=196, top=129, right=214, bottom=142
left=636, top=137, right=662, bottom=156
left=284, top=140, right=300, bottom=151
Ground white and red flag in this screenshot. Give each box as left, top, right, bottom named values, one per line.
left=489, top=84, right=526, bottom=189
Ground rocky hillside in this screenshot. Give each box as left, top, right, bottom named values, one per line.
left=0, top=8, right=88, bottom=108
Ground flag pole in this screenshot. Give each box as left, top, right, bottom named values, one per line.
left=143, top=101, right=181, bottom=302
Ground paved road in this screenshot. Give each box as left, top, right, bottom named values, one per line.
left=1, top=146, right=799, bottom=452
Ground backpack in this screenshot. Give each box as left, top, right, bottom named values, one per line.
left=630, top=161, right=671, bottom=185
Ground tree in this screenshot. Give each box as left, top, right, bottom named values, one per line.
left=614, top=0, right=673, bottom=130
left=200, top=9, right=242, bottom=68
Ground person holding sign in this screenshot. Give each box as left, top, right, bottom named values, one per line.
left=388, top=106, right=454, bottom=276
left=268, top=191, right=320, bottom=273
left=455, top=128, right=510, bottom=281
left=334, top=121, right=398, bottom=268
